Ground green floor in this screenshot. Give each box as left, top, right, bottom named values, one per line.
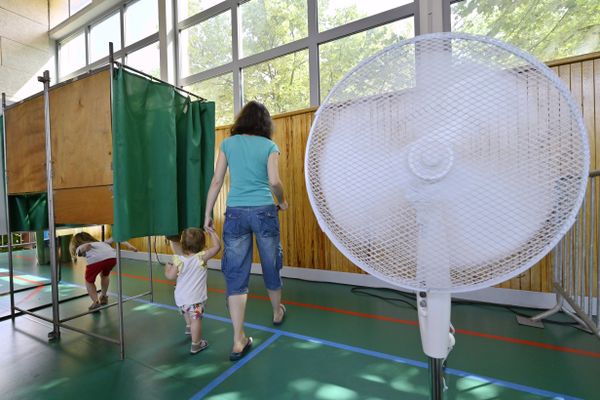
left=1, top=250, right=599, bottom=399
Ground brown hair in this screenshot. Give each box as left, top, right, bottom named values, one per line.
left=180, top=228, right=205, bottom=255
left=230, top=101, right=274, bottom=139
left=69, top=232, right=99, bottom=257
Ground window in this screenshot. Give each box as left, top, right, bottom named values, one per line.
left=70, top=0, right=92, bottom=15
left=243, top=50, right=309, bottom=115
left=59, top=32, right=86, bottom=78
left=177, top=0, right=224, bottom=21
left=125, top=0, right=159, bottom=46
left=89, top=13, right=122, bottom=63
left=239, top=0, right=308, bottom=58
left=451, top=0, right=600, bottom=62
left=319, top=17, right=414, bottom=101
left=318, top=0, right=412, bottom=32
left=126, top=42, right=161, bottom=79
left=180, top=11, right=232, bottom=77
left=185, top=73, right=234, bottom=126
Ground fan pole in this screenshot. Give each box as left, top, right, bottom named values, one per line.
left=417, top=291, right=452, bottom=400
left=428, top=357, right=445, bottom=400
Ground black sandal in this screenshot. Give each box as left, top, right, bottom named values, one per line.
left=273, top=304, right=286, bottom=326
left=229, top=337, right=253, bottom=361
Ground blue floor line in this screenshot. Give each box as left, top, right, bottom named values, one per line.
left=134, top=299, right=581, bottom=400
left=1, top=274, right=583, bottom=400
left=190, top=333, right=282, bottom=400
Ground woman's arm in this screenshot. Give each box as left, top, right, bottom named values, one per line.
left=200, top=230, right=221, bottom=262
left=267, top=152, right=288, bottom=210
left=204, top=152, right=228, bottom=230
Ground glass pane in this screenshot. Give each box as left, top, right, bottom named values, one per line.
left=318, top=0, right=412, bottom=32
left=90, top=13, right=122, bottom=63
left=180, top=11, right=232, bottom=77
left=319, top=17, right=414, bottom=101
left=185, top=73, right=234, bottom=126
left=59, top=32, right=86, bottom=78
left=243, top=50, right=309, bottom=115
left=240, top=0, right=308, bottom=58
left=177, top=0, right=224, bottom=21
left=70, top=0, right=92, bottom=15
left=126, top=42, right=161, bottom=79
left=451, top=0, right=600, bottom=62
left=125, top=0, right=159, bottom=45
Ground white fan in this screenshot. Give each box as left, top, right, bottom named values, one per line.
left=305, top=32, right=589, bottom=398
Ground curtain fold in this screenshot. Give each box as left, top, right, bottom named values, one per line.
left=8, top=193, right=48, bottom=232
left=112, top=68, right=215, bottom=241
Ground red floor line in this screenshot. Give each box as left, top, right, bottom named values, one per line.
left=454, top=328, right=600, bottom=358
left=106, top=269, right=600, bottom=359
left=19, top=285, right=44, bottom=304
left=14, top=255, right=36, bottom=262
left=0, top=272, right=48, bottom=285
left=109, top=271, right=175, bottom=286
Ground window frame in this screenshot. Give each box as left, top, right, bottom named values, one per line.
left=88, top=11, right=123, bottom=64
left=57, top=29, right=87, bottom=79
left=176, top=0, right=416, bottom=117
left=57, top=0, right=160, bottom=82
left=56, top=0, right=419, bottom=123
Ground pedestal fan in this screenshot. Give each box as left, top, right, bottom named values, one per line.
left=305, top=32, right=589, bottom=399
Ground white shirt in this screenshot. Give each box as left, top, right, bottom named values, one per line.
left=76, top=242, right=116, bottom=265
left=173, top=251, right=208, bottom=307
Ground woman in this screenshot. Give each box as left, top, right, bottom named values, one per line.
left=204, top=101, right=288, bottom=361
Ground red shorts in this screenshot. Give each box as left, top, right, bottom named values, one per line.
left=85, top=258, right=117, bottom=283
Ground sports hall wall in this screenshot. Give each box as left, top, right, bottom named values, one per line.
left=125, top=51, right=600, bottom=294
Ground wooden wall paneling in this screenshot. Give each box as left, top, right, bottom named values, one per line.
left=519, top=264, right=531, bottom=292
left=593, top=181, right=600, bottom=296
left=54, top=186, right=113, bottom=225
left=582, top=61, right=596, bottom=169
left=508, top=275, right=521, bottom=290
left=51, top=69, right=113, bottom=189
left=558, top=64, right=572, bottom=89
left=529, top=249, right=542, bottom=290
left=5, top=94, right=46, bottom=194
left=120, top=53, right=600, bottom=291
left=594, top=59, right=600, bottom=297
left=213, top=126, right=229, bottom=260
left=595, top=60, right=600, bottom=169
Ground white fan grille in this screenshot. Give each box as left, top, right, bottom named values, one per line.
left=305, top=33, right=589, bottom=292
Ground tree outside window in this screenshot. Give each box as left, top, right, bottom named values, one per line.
left=451, top=0, right=600, bottom=62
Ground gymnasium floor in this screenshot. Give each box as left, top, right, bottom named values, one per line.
left=0, top=250, right=598, bottom=400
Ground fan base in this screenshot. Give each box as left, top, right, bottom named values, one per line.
left=515, top=315, right=545, bottom=329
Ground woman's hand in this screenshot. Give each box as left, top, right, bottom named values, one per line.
left=277, top=200, right=289, bottom=211
left=204, top=215, right=214, bottom=232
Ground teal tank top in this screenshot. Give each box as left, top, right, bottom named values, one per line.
left=220, top=135, right=280, bottom=207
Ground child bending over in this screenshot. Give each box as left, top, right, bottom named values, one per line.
left=165, top=228, right=220, bottom=354
left=69, top=232, right=138, bottom=311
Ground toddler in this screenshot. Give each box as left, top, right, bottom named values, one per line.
left=165, top=228, right=221, bottom=354
left=70, top=232, right=138, bottom=310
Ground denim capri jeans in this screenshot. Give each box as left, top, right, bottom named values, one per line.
left=221, top=204, right=283, bottom=296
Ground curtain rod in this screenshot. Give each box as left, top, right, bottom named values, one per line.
left=111, top=61, right=207, bottom=102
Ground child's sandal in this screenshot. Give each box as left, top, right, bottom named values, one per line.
left=190, top=339, right=209, bottom=354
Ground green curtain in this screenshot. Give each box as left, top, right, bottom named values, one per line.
left=111, top=68, right=215, bottom=242
left=2, top=116, right=47, bottom=232
left=9, top=193, right=48, bottom=231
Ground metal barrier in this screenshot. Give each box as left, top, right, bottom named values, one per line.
left=525, top=170, right=600, bottom=339
left=1, top=45, right=157, bottom=359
